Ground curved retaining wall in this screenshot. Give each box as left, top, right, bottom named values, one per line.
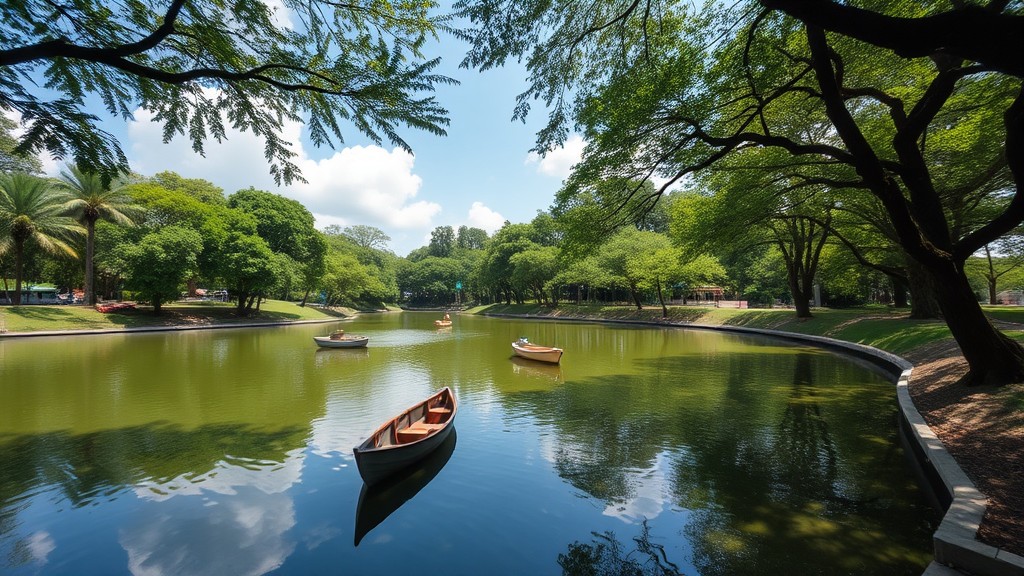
left=485, top=313, right=1024, bottom=576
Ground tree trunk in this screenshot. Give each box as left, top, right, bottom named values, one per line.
left=890, top=275, right=909, bottom=308
left=85, top=218, right=96, bottom=305
left=153, top=296, right=162, bottom=315
left=906, top=258, right=942, bottom=319
left=300, top=288, right=310, bottom=307
left=629, top=284, right=643, bottom=310
left=656, top=279, right=668, bottom=318
left=13, top=239, right=24, bottom=305
left=931, top=262, right=1024, bottom=386
left=235, top=291, right=248, bottom=313
left=785, top=268, right=812, bottom=318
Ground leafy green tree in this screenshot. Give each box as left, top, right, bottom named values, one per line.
left=428, top=225, right=456, bottom=257
left=298, top=233, right=329, bottom=306
left=399, top=256, right=463, bottom=305
left=552, top=256, right=615, bottom=304
left=509, top=245, right=559, bottom=304
left=457, top=0, right=1024, bottom=385
left=596, top=228, right=671, bottom=310
left=0, top=173, right=81, bottom=304
left=478, top=222, right=537, bottom=304
left=0, top=115, right=41, bottom=173
left=219, top=232, right=278, bottom=314
left=227, top=188, right=315, bottom=260
left=120, top=226, right=203, bottom=313
left=970, top=236, right=1024, bottom=305
left=456, top=226, right=489, bottom=250
left=343, top=225, right=392, bottom=251
left=151, top=172, right=226, bottom=206
left=1, top=0, right=454, bottom=182
left=321, top=252, right=388, bottom=307
left=58, top=166, right=139, bottom=304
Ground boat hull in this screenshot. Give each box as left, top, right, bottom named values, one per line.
left=354, top=428, right=457, bottom=546
left=313, top=336, right=369, bottom=348
left=353, top=387, right=457, bottom=486
left=433, top=320, right=452, bottom=327
left=512, top=342, right=563, bottom=364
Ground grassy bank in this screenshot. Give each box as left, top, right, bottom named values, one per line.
left=469, top=303, right=1024, bottom=356
left=0, top=300, right=345, bottom=333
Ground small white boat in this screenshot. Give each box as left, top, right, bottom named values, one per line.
left=511, top=338, right=563, bottom=364
left=314, top=334, right=369, bottom=348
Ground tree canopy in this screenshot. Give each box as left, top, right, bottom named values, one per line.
left=457, top=0, right=1024, bottom=386
left=1, top=0, right=455, bottom=182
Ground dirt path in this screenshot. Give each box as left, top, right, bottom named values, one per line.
left=903, top=341, right=1024, bottom=556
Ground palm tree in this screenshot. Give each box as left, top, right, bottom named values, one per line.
left=0, top=173, right=82, bottom=305
left=58, top=166, right=139, bottom=305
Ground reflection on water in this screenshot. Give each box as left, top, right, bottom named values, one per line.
left=354, top=428, right=457, bottom=546
left=559, top=521, right=683, bottom=576
left=0, top=313, right=934, bottom=574
left=510, top=356, right=563, bottom=382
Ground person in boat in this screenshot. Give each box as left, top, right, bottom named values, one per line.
left=443, top=313, right=450, bottom=321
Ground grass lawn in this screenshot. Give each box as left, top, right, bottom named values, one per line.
left=0, top=299, right=340, bottom=333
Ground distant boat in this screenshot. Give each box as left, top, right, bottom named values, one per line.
left=353, top=387, right=457, bottom=486
left=354, top=428, right=457, bottom=546
left=434, top=318, right=452, bottom=327
left=313, top=332, right=369, bottom=348
left=511, top=338, right=563, bottom=364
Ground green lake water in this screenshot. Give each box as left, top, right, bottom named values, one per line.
left=0, top=312, right=935, bottom=574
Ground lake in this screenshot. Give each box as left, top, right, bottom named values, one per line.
left=0, top=312, right=935, bottom=575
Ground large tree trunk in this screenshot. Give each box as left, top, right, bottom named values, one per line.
left=85, top=218, right=96, bottom=305
left=906, top=259, right=942, bottom=319
left=152, top=296, right=162, bottom=315
left=788, top=273, right=812, bottom=318
left=235, top=291, right=249, bottom=313
left=890, top=275, right=909, bottom=308
left=930, top=262, right=1024, bottom=386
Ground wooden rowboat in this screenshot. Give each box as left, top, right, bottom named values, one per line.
left=313, top=335, right=369, bottom=348
left=511, top=338, right=563, bottom=364
left=354, top=428, right=457, bottom=546
left=353, top=387, right=457, bottom=486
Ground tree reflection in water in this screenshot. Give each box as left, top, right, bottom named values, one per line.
left=558, top=520, right=683, bottom=576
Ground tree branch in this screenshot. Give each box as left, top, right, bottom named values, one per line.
left=760, top=0, right=1024, bottom=77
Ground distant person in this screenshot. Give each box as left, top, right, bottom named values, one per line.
left=443, top=313, right=450, bottom=321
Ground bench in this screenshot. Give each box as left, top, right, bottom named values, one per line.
left=396, top=421, right=445, bottom=443
left=426, top=406, right=452, bottom=424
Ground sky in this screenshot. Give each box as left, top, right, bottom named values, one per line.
left=25, top=6, right=584, bottom=257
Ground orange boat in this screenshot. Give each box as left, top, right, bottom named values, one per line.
left=511, top=338, right=563, bottom=364
left=352, top=387, right=457, bottom=486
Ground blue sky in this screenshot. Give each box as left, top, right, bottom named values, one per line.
left=25, top=7, right=582, bottom=257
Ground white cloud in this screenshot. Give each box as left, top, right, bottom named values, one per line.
left=261, top=0, right=294, bottom=29
left=466, top=201, right=505, bottom=232
left=525, top=135, right=585, bottom=179
left=124, top=106, right=442, bottom=241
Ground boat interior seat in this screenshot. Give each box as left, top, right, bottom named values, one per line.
left=426, top=406, right=452, bottom=423
left=396, top=421, right=444, bottom=443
